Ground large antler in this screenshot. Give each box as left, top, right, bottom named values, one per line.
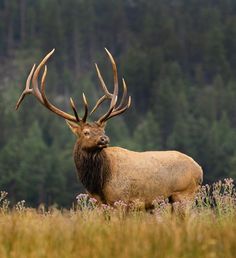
left=91, top=48, right=131, bottom=124
left=16, top=49, right=131, bottom=125
left=16, top=49, right=88, bottom=123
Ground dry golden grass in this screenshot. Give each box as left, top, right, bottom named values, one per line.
left=0, top=179, right=236, bottom=258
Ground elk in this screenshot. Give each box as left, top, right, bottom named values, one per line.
left=16, top=49, right=203, bottom=208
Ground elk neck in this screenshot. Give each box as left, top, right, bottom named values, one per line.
left=73, top=142, right=110, bottom=202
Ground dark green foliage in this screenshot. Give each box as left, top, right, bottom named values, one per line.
left=0, top=0, right=236, bottom=206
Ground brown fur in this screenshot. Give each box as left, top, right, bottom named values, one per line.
left=73, top=144, right=110, bottom=202
left=68, top=122, right=203, bottom=207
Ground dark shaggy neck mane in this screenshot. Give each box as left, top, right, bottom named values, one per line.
left=73, top=144, right=110, bottom=201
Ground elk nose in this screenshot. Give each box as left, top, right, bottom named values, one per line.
left=100, top=135, right=110, bottom=144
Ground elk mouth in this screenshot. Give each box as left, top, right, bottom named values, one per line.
left=97, top=143, right=109, bottom=148
left=97, top=140, right=109, bottom=148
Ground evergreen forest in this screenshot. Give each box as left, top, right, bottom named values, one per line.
left=0, top=0, right=236, bottom=207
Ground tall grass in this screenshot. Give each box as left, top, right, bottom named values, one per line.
left=0, top=179, right=236, bottom=258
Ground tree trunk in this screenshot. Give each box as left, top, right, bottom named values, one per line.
left=5, top=1, right=14, bottom=55
left=20, top=0, right=26, bottom=45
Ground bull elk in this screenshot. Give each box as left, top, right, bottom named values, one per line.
left=16, top=49, right=203, bottom=208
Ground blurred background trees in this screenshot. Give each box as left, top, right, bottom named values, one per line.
left=0, top=0, right=236, bottom=206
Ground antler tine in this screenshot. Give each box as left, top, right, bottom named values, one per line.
left=70, top=93, right=88, bottom=123
left=82, top=93, right=88, bottom=122
left=115, top=78, right=128, bottom=111
left=104, top=48, right=118, bottom=108
left=32, top=49, right=55, bottom=104
left=96, top=96, right=118, bottom=124
left=89, top=64, right=113, bottom=115
left=95, top=63, right=113, bottom=98
left=70, top=97, right=81, bottom=122
left=104, top=96, right=131, bottom=122
left=103, top=78, right=131, bottom=122
left=40, top=64, right=78, bottom=122
left=15, top=64, right=35, bottom=110
left=90, top=95, right=107, bottom=115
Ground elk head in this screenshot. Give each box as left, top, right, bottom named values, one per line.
left=16, top=49, right=131, bottom=152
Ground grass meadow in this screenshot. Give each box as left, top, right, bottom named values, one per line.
left=0, top=179, right=236, bottom=258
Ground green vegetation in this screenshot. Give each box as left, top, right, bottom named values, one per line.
left=0, top=180, right=235, bottom=258
left=1, top=0, right=236, bottom=206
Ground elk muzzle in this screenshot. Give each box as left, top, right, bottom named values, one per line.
left=97, top=135, right=110, bottom=148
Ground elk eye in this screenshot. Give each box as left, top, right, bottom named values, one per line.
left=83, top=130, right=90, bottom=136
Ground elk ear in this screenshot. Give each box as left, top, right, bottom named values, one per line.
left=65, top=120, right=81, bottom=136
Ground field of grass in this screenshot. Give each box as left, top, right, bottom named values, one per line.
left=0, top=179, right=236, bottom=258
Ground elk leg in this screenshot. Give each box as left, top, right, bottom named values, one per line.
left=169, top=190, right=196, bottom=217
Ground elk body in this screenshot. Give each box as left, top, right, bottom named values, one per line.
left=16, top=49, right=203, bottom=208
